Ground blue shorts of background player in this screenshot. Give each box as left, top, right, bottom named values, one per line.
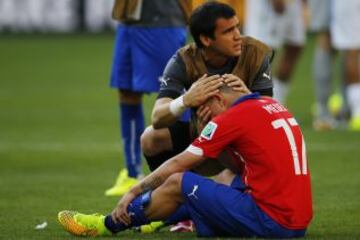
left=181, top=171, right=306, bottom=238
left=110, top=25, right=186, bottom=92
left=104, top=24, right=186, bottom=197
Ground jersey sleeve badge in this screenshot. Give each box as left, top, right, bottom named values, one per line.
left=200, top=121, right=218, bottom=140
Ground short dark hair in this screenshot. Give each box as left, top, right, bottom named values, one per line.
left=189, top=1, right=236, bottom=48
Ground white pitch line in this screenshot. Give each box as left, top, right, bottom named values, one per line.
left=307, top=143, right=360, bottom=152
left=0, top=142, right=359, bottom=152
left=0, top=142, right=121, bottom=152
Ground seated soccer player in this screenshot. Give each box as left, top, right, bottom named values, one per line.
left=58, top=79, right=313, bottom=238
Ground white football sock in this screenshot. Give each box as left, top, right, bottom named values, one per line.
left=346, top=83, right=360, bottom=118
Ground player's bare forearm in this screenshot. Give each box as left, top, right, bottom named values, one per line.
left=112, top=151, right=205, bottom=224
left=151, top=98, right=179, bottom=129
left=139, top=175, right=165, bottom=193
left=132, top=151, right=206, bottom=196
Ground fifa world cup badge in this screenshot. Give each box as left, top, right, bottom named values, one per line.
left=200, top=121, right=218, bottom=140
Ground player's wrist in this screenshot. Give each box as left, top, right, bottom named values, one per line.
left=183, top=92, right=193, bottom=107
left=169, top=95, right=187, bottom=117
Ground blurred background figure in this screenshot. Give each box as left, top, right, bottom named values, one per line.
left=84, top=0, right=116, bottom=32
left=0, top=0, right=121, bottom=33
left=308, top=0, right=338, bottom=131
left=308, top=0, right=354, bottom=131
left=104, top=0, right=189, bottom=197
left=0, top=0, right=78, bottom=32
left=244, top=0, right=305, bottom=105
left=330, top=0, right=360, bottom=131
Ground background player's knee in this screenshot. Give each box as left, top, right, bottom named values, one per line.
left=141, top=127, right=176, bottom=171
left=140, top=126, right=172, bottom=156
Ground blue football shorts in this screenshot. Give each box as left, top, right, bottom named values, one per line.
left=110, top=25, right=186, bottom=93
left=181, top=171, right=306, bottom=238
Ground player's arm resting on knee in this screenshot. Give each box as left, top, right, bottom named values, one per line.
left=137, top=150, right=206, bottom=193
left=112, top=151, right=206, bottom=223
left=151, top=74, right=224, bottom=129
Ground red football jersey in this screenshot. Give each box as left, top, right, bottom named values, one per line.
left=189, top=94, right=313, bottom=229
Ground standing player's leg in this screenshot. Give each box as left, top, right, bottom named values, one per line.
left=312, top=32, right=336, bottom=130
left=308, top=0, right=337, bottom=130
left=244, top=0, right=305, bottom=105
left=106, top=26, right=186, bottom=196
left=105, top=25, right=143, bottom=196
left=118, top=89, right=144, bottom=177
left=272, top=43, right=303, bottom=105
left=331, top=0, right=360, bottom=131
left=272, top=0, right=305, bottom=105
left=129, top=26, right=187, bottom=172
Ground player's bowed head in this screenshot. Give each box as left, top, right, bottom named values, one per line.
left=203, top=76, right=251, bottom=118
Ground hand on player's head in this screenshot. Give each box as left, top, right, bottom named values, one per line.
left=183, top=74, right=223, bottom=108
left=222, top=74, right=250, bottom=95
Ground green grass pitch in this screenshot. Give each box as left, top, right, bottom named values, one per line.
left=0, top=33, right=359, bottom=239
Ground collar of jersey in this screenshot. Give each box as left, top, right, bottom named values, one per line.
left=231, top=92, right=260, bottom=107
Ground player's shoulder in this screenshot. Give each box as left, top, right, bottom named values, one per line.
left=242, top=36, right=272, bottom=55
left=163, top=50, right=186, bottom=75
left=178, top=43, right=197, bottom=56
left=237, top=37, right=274, bottom=84
left=177, top=43, right=199, bottom=67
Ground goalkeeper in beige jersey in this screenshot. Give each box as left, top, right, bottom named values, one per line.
left=140, top=1, right=274, bottom=172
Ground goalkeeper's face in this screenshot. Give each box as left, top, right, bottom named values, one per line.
left=207, top=16, right=242, bottom=57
